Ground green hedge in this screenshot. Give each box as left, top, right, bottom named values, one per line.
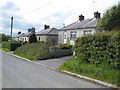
left=74, top=31, right=120, bottom=69
left=2, top=42, right=22, bottom=51
left=14, top=43, right=52, bottom=60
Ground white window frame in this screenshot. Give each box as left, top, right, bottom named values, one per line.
left=70, top=31, right=77, bottom=39
left=84, top=30, right=92, bottom=35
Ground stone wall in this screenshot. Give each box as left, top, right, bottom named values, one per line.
left=49, top=46, right=73, bottom=58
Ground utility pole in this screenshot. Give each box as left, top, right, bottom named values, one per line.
left=93, top=1, right=95, bottom=13
left=11, top=16, right=13, bottom=42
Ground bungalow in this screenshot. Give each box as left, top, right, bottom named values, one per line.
left=58, top=11, right=101, bottom=45
left=36, top=25, right=58, bottom=45
left=13, top=27, right=35, bottom=42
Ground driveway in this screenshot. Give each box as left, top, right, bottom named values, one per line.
left=34, top=56, right=71, bottom=69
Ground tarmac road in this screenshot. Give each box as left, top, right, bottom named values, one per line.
left=2, top=51, right=106, bottom=88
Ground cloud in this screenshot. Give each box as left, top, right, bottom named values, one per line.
left=0, top=1, right=38, bottom=36
left=1, top=0, right=119, bottom=36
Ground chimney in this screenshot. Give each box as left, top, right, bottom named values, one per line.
left=28, top=27, right=35, bottom=33
left=94, top=11, right=101, bottom=19
left=44, top=24, right=50, bottom=30
left=28, top=28, right=31, bottom=32
left=79, top=14, right=84, bottom=21
left=18, top=31, right=21, bottom=35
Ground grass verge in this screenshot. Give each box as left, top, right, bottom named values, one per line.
left=1, top=48, right=10, bottom=52
left=60, top=59, right=120, bottom=87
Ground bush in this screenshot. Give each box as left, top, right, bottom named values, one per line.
left=14, top=43, right=52, bottom=60
left=2, top=42, right=10, bottom=49
left=29, top=33, right=37, bottom=43
left=2, top=42, right=21, bottom=51
left=10, top=43, right=22, bottom=51
left=60, top=31, right=120, bottom=87
left=56, top=43, right=73, bottom=49
left=74, top=31, right=120, bottom=69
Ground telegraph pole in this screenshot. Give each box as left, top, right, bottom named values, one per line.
left=93, top=1, right=95, bottom=13
left=11, top=16, right=13, bottom=42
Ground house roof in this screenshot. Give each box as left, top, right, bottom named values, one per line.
left=60, top=18, right=99, bottom=30
left=19, top=32, right=33, bottom=37
left=36, top=28, right=58, bottom=35
left=13, top=34, right=22, bottom=38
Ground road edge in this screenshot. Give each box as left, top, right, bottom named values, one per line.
left=61, top=70, right=118, bottom=88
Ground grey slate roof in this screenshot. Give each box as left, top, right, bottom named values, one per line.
left=60, top=18, right=99, bottom=30
left=19, top=32, right=33, bottom=37
left=36, top=28, right=58, bottom=35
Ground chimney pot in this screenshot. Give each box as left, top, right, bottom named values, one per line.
left=94, top=11, right=101, bottom=19
left=28, top=27, right=35, bottom=33
left=44, top=24, right=50, bottom=30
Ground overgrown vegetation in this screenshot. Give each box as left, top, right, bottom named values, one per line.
left=14, top=42, right=52, bottom=60
left=0, top=34, right=11, bottom=42
left=97, top=4, right=120, bottom=31
left=2, top=42, right=22, bottom=51
left=60, top=31, right=120, bottom=86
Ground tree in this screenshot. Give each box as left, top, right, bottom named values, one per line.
left=97, top=4, right=120, bottom=31
left=29, top=33, right=37, bottom=43
left=0, top=34, right=11, bottom=42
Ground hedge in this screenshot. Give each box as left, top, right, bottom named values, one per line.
left=2, top=42, right=22, bottom=51
left=74, top=31, right=120, bottom=69
left=14, top=43, right=52, bottom=60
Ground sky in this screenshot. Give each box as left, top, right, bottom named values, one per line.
left=0, top=0, right=119, bottom=36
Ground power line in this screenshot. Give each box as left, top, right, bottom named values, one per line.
left=19, top=1, right=54, bottom=16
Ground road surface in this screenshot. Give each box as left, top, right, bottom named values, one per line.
left=2, top=51, right=106, bottom=88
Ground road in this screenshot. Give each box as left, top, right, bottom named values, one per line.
left=2, top=51, right=106, bottom=88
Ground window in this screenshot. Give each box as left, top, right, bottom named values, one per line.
left=84, top=30, right=92, bottom=35
left=70, top=31, right=77, bottom=39
left=39, top=37, right=40, bottom=41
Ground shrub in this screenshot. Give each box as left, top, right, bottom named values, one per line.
left=74, top=31, right=120, bottom=69
left=14, top=43, right=52, bottom=60
left=10, top=43, right=22, bottom=51
left=2, top=42, right=21, bottom=51
left=2, top=42, right=10, bottom=49
left=29, top=33, right=37, bottom=43
left=56, top=43, right=73, bottom=49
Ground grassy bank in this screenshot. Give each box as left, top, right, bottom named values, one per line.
left=13, top=43, right=52, bottom=60
left=60, top=59, right=119, bottom=86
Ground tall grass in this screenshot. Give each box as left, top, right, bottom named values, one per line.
left=60, top=59, right=120, bottom=86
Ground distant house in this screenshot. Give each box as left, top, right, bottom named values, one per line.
left=13, top=31, right=22, bottom=41
left=13, top=27, right=35, bottom=42
left=58, top=11, right=101, bottom=45
left=36, top=25, right=58, bottom=45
